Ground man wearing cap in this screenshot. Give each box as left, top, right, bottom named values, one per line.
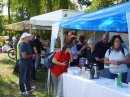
left=18, top=32, right=36, bottom=95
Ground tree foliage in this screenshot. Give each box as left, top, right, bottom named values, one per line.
left=84, top=0, right=129, bottom=12
left=78, top=0, right=91, bottom=6
left=2, top=0, right=76, bottom=38
left=84, top=0, right=115, bottom=12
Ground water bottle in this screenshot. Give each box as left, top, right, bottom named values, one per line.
left=117, top=73, right=122, bottom=87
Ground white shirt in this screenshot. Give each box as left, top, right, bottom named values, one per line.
left=71, top=44, right=78, bottom=59
left=105, top=48, right=128, bottom=74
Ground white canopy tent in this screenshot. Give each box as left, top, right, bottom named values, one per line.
left=5, top=20, right=52, bottom=31
left=29, top=9, right=84, bottom=26
left=29, top=9, right=84, bottom=49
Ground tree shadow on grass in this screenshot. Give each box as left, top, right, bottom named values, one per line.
left=0, top=58, right=15, bottom=66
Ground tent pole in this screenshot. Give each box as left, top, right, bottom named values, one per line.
left=61, top=29, right=64, bottom=49
left=29, top=24, right=32, bottom=34
left=126, top=12, right=130, bottom=52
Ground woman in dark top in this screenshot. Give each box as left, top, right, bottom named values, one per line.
left=76, top=35, right=87, bottom=58
left=86, top=38, right=104, bottom=70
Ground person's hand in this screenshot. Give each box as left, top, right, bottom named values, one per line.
left=68, top=49, right=72, bottom=54
left=77, top=51, right=81, bottom=55
left=110, top=60, right=117, bottom=65
left=116, top=61, right=122, bottom=66
left=32, top=54, right=37, bottom=59
left=95, top=57, right=101, bottom=61
left=61, top=62, right=67, bottom=66
left=35, top=55, right=38, bottom=59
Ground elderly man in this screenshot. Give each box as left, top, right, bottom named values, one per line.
left=95, top=34, right=111, bottom=78
left=13, top=34, right=20, bottom=73
left=18, top=32, right=36, bottom=95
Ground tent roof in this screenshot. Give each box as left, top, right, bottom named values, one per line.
left=60, top=2, right=130, bottom=32
left=5, top=20, right=52, bottom=31
left=29, top=9, right=84, bottom=26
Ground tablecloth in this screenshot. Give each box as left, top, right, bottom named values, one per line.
left=62, top=73, right=130, bottom=97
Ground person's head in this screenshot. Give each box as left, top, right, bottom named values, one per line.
left=62, top=43, right=71, bottom=52
left=87, top=38, right=95, bottom=50
left=110, top=35, right=123, bottom=48
left=31, top=33, right=35, bottom=39
left=70, top=36, right=77, bottom=45
left=36, top=35, right=40, bottom=40
left=68, top=31, right=73, bottom=40
left=16, top=34, right=20, bottom=40
left=79, top=35, right=85, bottom=44
left=102, top=34, right=109, bottom=43
left=21, top=32, right=31, bottom=43
left=68, top=31, right=76, bottom=40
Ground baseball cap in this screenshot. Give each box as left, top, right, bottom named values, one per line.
left=21, top=32, right=31, bottom=38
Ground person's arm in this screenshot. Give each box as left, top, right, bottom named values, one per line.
left=104, top=49, right=117, bottom=65
left=72, top=51, right=81, bottom=56
left=118, top=54, right=130, bottom=64
left=40, top=42, right=46, bottom=51
left=32, top=41, right=38, bottom=57
left=33, top=47, right=38, bottom=56
left=79, top=45, right=87, bottom=52
left=117, top=49, right=130, bottom=65
left=69, top=49, right=73, bottom=62
left=21, top=53, right=33, bottom=59
left=104, top=57, right=112, bottom=65
left=52, top=58, right=66, bottom=66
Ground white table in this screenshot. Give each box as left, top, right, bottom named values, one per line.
left=62, top=73, right=130, bottom=97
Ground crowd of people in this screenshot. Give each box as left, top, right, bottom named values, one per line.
left=50, top=31, right=130, bottom=97
left=12, top=32, right=46, bottom=95
left=12, top=31, right=130, bottom=96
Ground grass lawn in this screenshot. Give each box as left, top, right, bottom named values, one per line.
left=0, top=54, right=53, bottom=97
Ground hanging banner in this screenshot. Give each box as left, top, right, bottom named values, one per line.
left=50, top=21, right=60, bottom=53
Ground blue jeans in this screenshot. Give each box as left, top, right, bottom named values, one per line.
left=110, top=72, right=127, bottom=83
left=30, top=59, right=36, bottom=80
left=19, top=65, right=31, bottom=92
left=35, top=54, right=41, bottom=72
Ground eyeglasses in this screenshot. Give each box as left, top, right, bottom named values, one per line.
left=114, top=40, right=121, bottom=43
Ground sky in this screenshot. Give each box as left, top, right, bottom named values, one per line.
left=3, top=6, right=8, bottom=15
left=3, top=0, right=8, bottom=15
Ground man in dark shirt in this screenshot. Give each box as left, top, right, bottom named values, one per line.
left=34, top=35, right=46, bottom=73
left=95, top=34, right=111, bottom=58
left=95, top=34, right=111, bottom=78
left=29, top=33, right=38, bottom=80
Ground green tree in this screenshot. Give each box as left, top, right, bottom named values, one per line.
left=0, top=0, right=4, bottom=33
left=84, top=0, right=114, bottom=12
left=78, top=0, right=91, bottom=6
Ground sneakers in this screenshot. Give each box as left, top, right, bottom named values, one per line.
left=27, top=86, right=35, bottom=92
left=20, top=91, right=28, bottom=95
